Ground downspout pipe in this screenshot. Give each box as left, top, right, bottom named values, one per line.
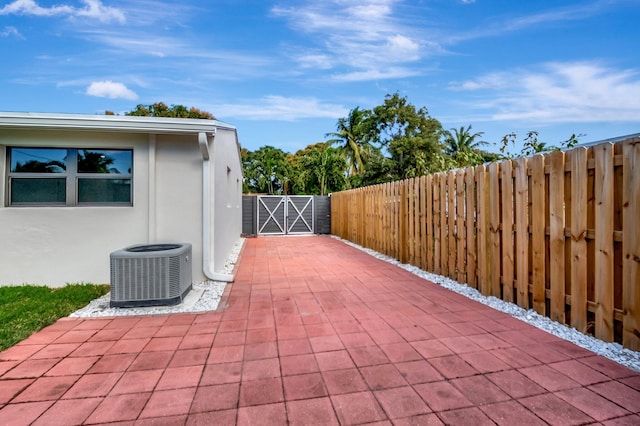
left=199, top=131, right=234, bottom=282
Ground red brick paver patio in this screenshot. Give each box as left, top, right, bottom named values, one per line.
left=1, top=236, right=639, bottom=425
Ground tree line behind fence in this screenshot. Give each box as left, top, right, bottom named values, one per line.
left=331, top=138, right=640, bottom=351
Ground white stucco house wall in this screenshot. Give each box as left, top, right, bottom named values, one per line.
left=0, top=112, right=243, bottom=287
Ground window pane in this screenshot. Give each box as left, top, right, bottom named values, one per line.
left=78, top=150, right=132, bottom=174
left=11, top=178, right=66, bottom=204
left=10, top=148, right=67, bottom=173
left=78, top=178, right=131, bottom=203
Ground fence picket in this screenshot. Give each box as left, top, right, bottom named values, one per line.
left=433, top=174, right=441, bottom=274
left=465, top=167, right=477, bottom=288
left=476, top=165, right=488, bottom=295
left=400, top=182, right=408, bottom=263
left=420, top=176, right=427, bottom=270
left=548, top=151, right=566, bottom=323
left=394, top=182, right=400, bottom=260
left=594, top=143, right=614, bottom=342
left=622, top=140, right=640, bottom=350
left=426, top=175, right=434, bottom=272
left=514, top=157, right=529, bottom=309
left=440, top=174, right=448, bottom=278
left=405, top=178, right=416, bottom=264
left=448, top=171, right=457, bottom=280
left=530, top=154, right=546, bottom=315
left=456, top=170, right=466, bottom=284
left=415, top=178, right=420, bottom=264
left=501, top=160, right=514, bottom=303
left=570, top=148, right=588, bottom=332
left=488, top=162, right=501, bottom=298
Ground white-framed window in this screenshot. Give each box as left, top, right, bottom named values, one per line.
left=7, top=147, right=133, bottom=206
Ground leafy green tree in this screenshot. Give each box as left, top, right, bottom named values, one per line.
left=499, top=131, right=584, bottom=159
left=125, top=102, right=215, bottom=119
left=242, top=146, right=292, bottom=194
left=442, top=125, right=488, bottom=167
left=325, top=107, right=374, bottom=176
left=371, top=93, right=445, bottom=179
left=356, top=149, right=396, bottom=187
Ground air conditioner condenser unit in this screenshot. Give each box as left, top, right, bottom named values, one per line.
left=110, top=243, right=192, bottom=307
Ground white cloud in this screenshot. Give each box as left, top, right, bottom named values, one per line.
left=386, top=34, right=420, bottom=61
left=449, top=2, right=609, bottom=44
left=296, top=53, right=334, bottom=70
left=0, top=0, right=73, bottom=16
left=86, top=81, right=138, bottom=100
left=451, top=62, right=640, bottom=123
left=0, top=0, right=125, bottom=24
left=332, top=66, right=422, bottom=82
left=1, top=26, right=23, bottom=38
left=75, top=0, right=125, bottom=24
left=271, top=0, right=430, bottom=81
left=216, top=96, right=349, bottom=121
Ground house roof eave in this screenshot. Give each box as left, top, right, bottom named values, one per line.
left=0, top=111, right=236, bottom=135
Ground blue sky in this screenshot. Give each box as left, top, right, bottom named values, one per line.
left=1, top=0, right=639, bottom=154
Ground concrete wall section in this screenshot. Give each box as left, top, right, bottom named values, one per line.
left=211, top=129, right=243, bottom=275
left=0, top=130, right=151, bottom=286
left=154, top=133, right=206, bottom=282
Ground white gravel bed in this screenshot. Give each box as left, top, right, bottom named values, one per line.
left=334, top=236, right=640, bottom=372
left=70, top=238, right=245, bottom=318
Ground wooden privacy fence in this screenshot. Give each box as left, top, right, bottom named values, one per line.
left=331, top=138, right=640, bottom=351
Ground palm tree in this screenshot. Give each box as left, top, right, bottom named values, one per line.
left=325, top=107, right=372, bottom=176
left=442, top=125, right=488, bottom=166
left=305, top=142, right=346, bottom=195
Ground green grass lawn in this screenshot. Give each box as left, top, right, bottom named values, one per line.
left=0, top=284, right=110, bottom=351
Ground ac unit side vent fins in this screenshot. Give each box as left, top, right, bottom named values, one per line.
left=110, top=243, right=192, bottom=308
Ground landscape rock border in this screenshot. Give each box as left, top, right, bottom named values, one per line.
left=334, top=236, right=640, bottom=372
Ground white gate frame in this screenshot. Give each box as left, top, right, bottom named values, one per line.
left=286, top=195, right=314, bottom=235
left=257, top=195, right=314, bottom=235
